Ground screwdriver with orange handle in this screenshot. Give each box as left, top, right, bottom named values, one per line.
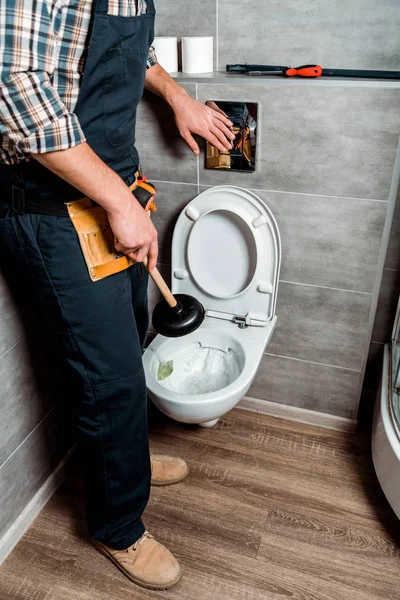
left=248, top=64, right=322, bottom=77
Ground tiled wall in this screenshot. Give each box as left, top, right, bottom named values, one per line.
left=154, top=0, right=400, bottom=71
left=138, top=77, right=400, bottom=420
left=148, top=0, right=400, bottom=420
left=0, top=271, right=72, bottom=548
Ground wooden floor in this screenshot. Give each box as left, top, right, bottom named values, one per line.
left=1, top=408, right=400, bottom=600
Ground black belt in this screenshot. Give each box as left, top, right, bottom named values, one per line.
left=1, top=183, right=70, bottom=216
left=0, top=171, right=139, bottom=216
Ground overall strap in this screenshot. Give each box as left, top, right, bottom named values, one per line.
left=146, top=0, right=156, bottom=14
left=93, top=0, right=109, bottom=15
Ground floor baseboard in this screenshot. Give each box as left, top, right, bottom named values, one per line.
left=238, top=396, right=358, bottom=432
left=0, top=445, right=76, bottom=565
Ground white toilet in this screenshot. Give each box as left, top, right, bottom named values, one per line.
left=143, top=185, right=281, bottom=426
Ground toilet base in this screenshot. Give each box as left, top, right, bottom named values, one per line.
left=198, top=419, right=220, bottom=428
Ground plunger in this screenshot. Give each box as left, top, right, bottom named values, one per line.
left=143, top=257, right=205, bottom=338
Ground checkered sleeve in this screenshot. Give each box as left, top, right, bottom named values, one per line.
left=147, top=45, right=158, bottom=69
left=0, top=0, right=86, bottom=155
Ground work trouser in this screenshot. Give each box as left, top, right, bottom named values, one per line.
left=0, top=202, right=151, bottom=550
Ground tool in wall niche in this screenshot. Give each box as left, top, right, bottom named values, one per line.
left=226, top=63, right=400, bottom=79
left=205, top=101, right=257, bottom=172
left=137, top=177, right=206, bottom=339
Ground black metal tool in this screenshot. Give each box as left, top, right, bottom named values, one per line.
left=226, top=63, right=400, bottom=80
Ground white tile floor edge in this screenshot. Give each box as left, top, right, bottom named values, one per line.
left=238, top=396, right=358, bottom=432
left=0, top=444, right=76, bottom=566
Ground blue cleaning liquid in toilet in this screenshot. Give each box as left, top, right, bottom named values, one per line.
left=159, top=342, right=240, bottom=395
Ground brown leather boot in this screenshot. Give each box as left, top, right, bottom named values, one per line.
left=150, top=454, right=189, bottom=486
left=92, top=531, right=182, bottom=590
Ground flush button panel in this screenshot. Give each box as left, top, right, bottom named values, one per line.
left=205, top=101, right=258, bottom=173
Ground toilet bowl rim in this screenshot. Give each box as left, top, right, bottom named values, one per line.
left=143, top=316, right=276, bottom=402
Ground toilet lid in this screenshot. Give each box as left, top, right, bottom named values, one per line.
left=171, top=186, right=281, bottom=326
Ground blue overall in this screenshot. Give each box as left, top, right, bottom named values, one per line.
left=0, top=0, right=155, bottom=549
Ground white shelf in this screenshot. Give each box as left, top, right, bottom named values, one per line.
left=171, top=71, right=400, bottom=89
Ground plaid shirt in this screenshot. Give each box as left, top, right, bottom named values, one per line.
left=0, top=0, right=157, bottom=165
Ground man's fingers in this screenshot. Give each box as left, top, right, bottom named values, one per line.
left=205, top=131, right=230, bottom=153
left=114, top=237, right=123, bottom=252
left=129, top=245, right=150, bottom=265
left=206, top=101, right=231, bottom=121
left=125, top=248, right=139, bottom=260
left=182, top=131, right=200, bottom=155
left=210, top=126, right=233, bottom=152
left=214, top=118, right=236, bottom=142
left=212, top=109, right=234, bottom=129
left=116, top=241, right=139, bottom=257
left=147, top=238, right=158, bottom=271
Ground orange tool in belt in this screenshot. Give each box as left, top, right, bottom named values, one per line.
left=66, top=174, right=157, bottom=282
left=134, top=174, right=157, bottom=213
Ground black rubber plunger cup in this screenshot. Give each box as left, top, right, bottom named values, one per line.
left=152, top=293, right=205, bottom=338
left=143, top=257, right=205, bottom=338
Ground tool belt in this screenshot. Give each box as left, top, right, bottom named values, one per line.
left=1, top=172, right=157, bottom=282
left=66, top=180, right=139, bottom=281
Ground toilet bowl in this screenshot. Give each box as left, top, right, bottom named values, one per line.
left=143, top=185, right=281, bottom=426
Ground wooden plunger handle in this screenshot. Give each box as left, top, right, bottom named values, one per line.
left=142, top=256, right=178, bottom=308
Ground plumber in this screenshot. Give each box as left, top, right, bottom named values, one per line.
left=0, top=0, right=235, bottom=590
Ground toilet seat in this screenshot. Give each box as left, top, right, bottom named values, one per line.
left=144, top=185, right=281, bottom=425
left=171, top=186, right=281, bottom=326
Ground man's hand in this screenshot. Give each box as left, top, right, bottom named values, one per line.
left=108, top=198, right=158, bottom=267
left=32, top=143, right=159, bottom=269
left=172, top=94, right=235, bottom=156
left=145, top=64, right=235, bottom=155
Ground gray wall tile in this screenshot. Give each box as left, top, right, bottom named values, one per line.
left=248, top=353, right=360, bottom=419
left=269, top=282, right=372, bottom=370
left=0, top=339, right=55, bottom=466
left=197, top=83, right=400, bottom=199
left=255, top=191, right=387, bottom=293
left=385, top=187, right=400, bottom=270
left=0, top=272, right=24, bottom=357
left=151, top=182, right=198, bottom=263
left=155, top=0, right=216, bottom=39
left=218, top=0, right=400, bottom=71
left=0, top=402, right=72, bottom=541
left=372, top=268, right=400, bottom=343
left=136, top=85, right=198, bottom=184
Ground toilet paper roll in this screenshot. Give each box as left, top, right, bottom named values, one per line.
left=152, top=37, right=178, bottom=73
left=182, top=36, right=214, bottom=74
